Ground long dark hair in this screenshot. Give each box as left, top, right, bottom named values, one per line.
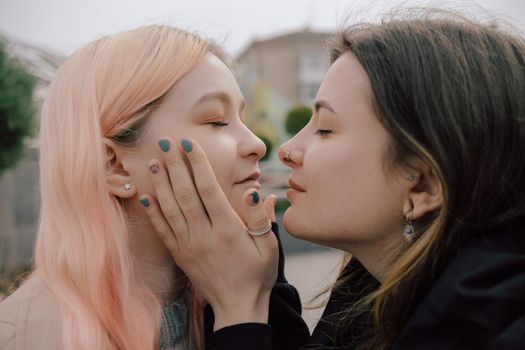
left=326, top=8, right=525, bottom=349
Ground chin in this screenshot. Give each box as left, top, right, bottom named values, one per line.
left=282, top=208, right=309, bottom=239
left=225, top=190, right=243, bottom=215
left=283, top=209, right=337, bottom=248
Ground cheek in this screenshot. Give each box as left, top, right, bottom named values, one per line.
left=284, top=141, right=403, bottom=246
left=197, top=135, right=238, bottom=198
left=295, top=163, right=353, bottom=237
left=284, top=146, right=344, bottom=238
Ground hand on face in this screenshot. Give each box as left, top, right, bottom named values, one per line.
left=139, top=137, right=278, bottom=330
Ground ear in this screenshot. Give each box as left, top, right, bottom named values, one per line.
left=402, top=159, right=443, bottom=220
left=104, top=138, right=137, bottom=199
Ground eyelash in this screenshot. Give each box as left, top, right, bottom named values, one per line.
left=207, top=121, right=229, bottom=127
left=315, top=129, right=332, bottom=135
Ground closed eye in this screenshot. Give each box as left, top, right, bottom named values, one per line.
left=207, top=121, right=229, bottom=127
left=315, top=129, right=332, bottom=135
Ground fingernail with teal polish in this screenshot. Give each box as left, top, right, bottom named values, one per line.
left=158, top=139, right=170, bottom=152
left=181, top=139, right=193, bottom=153
left=250, top=191, right=260, bottom=206
left=139, top=198, right=150, bottom=207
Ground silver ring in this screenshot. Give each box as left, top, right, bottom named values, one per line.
left=284, top=151, right=291, bottom=162
left=247, top=221, right=273, bottom=236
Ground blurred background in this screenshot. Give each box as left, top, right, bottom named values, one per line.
left=0, top=0, right=524, bottom=328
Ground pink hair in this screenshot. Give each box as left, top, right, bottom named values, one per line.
left=35, top=25, right=212, bottom=349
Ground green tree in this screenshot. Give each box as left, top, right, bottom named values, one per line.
left=285, top=105, right=311, bottom=136
left=256, top=133, right=273, bottom=161
left=0, top=42, right=36, bottom=177
left=0, top=42, right=36, bottom=291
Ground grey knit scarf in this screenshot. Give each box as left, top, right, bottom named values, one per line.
left=159, top=292, right=188, bottom=350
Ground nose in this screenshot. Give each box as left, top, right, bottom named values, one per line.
left=239, top=124, right=267, bottom=160
left=278, top=139, right=303, bottom=167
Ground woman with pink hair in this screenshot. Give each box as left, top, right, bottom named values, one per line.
left=0, top=25, right=284, bottom=350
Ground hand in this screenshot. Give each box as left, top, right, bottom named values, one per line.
left=139, top=137, right=279, bottom=330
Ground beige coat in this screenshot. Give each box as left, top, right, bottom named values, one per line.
left=0, top=277, right=189, bottom=350
left=0, top=276, right=61, bottom=350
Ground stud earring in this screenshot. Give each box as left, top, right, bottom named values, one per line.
left=123, top=183, right=132, bottom=190
left=407, top=175, right=415, bottom=181
left=403, top=208, right=416, bottom=243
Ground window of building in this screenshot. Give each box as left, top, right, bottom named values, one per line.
left=299, top=49, right=329, bottom=72
left=300, top=51, right=325, bottom=70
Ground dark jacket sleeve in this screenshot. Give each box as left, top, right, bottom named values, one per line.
left=392, top=229, right=525, bottom=350
left=205, top=222, right=310, bottom=350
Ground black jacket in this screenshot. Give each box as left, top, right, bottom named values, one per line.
left=392, top=220, right=525, bottom=349
left=205, top=222, right=525, bottom=349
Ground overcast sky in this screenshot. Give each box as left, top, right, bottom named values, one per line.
left=1, top=0, right=524, bottom=58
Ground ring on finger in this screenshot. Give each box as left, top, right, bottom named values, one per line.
left=247, top=221, right=272, bottom=236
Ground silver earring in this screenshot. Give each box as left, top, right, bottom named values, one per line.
left=123, top=183, right=132, bottom=190
left=283, top=151, right=292, bottom=162
left=403, top=208, right=416, bottom=243
left=407, top=175, right=415, bottom=181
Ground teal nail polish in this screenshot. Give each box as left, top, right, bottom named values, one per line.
left=251, top=191, right=260, bottom=205
left=139, top=198, right=150, bottom=207
left=181, top=139, right=193, bottom=153
left=158, top=139, right=170, bottom=152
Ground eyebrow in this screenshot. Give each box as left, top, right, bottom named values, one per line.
left=314, top=100, right=337, bottom=115
left=193, top=91, right=245, bottom=112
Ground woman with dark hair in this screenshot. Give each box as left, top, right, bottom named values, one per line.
left=141, top=9, right=525, bottom=350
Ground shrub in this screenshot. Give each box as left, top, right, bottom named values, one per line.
left=285, top=105, right=311, bottom=136
left=0, top=42, right=36, bottom=177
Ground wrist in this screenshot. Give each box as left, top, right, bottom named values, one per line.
left=212, top=295, right=271, bottom=331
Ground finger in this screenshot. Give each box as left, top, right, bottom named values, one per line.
left=242, top=189, right=277, bottom=247
left=261, top=194, right=286, bottom=281
left=138, top=194, right=180, bottom=256
left=178, top=138, right=236, bottom=226
left=263, top=194, right=277, bottom=222
left=242, top=189, right=279, bottom=258
left=158, top=137, right=209, bottom=229
left=148, top=158, right=189, bottom=242
left=242, top=189, right=272, bottom=232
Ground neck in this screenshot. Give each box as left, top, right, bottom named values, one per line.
left=137, top=254, right=186, bottom=305
left=347, top=236, right=404, bottom=283
left=126, top=202, right=186, bottom=304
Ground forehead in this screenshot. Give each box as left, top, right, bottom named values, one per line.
left=316, top=52, right=373, bottom=112
left=161, top=53, right=242, bottom=110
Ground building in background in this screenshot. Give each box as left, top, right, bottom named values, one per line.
left=236, top=28, right=333, bottom=196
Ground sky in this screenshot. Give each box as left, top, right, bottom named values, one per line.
left=0, top=0, right=524, bottom=58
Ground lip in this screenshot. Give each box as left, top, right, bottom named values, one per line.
left=288, top=178, right=306, bottom=192
left=235, top=172, right=261, bottom=188
left=236, top=179, right=261, bottom=189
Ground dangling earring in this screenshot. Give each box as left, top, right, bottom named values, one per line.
left=123, top=183, right=132, bottom=190
left=403, top=208, right=416, bottom=243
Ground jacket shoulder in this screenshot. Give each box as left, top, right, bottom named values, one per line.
left=0, top=276, right=61, bottom=350
left=394, top=228, right=525, bottom=349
